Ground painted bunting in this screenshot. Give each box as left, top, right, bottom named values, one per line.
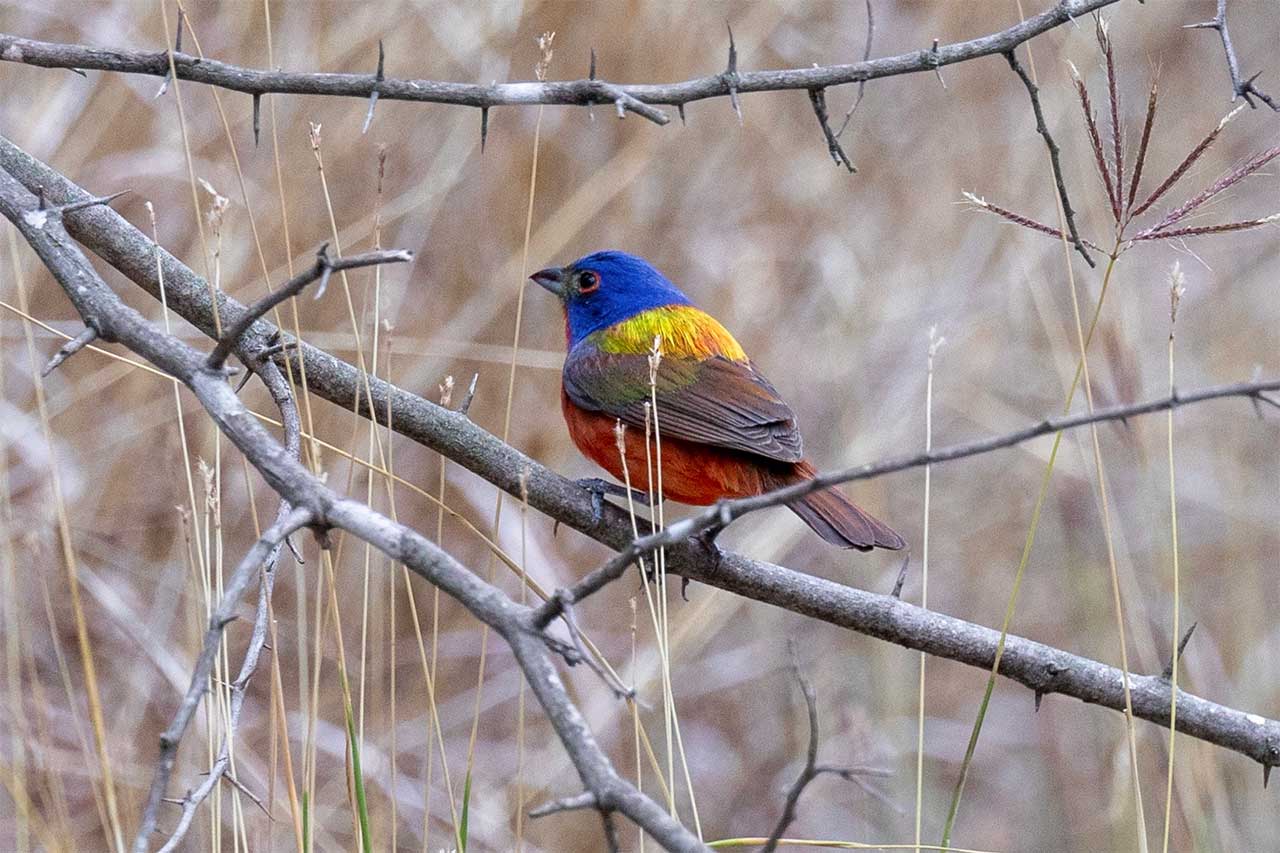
left=531, top=251, right=905, bottom=551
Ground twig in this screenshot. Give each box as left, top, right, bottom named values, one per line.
left=1186, top=0, right=1279, bottom=111
left=835, top=0, right=876, bottom=138
left=528, top=791, right=599, bottom=819
left=205, top=244, right=412, bottom=370
left=135, top=505, right=311, bottom=853
left=761, top=640, right=874, bottom=852
left=807, top=88, right=856, bottom=172
left=41, top=324, right=97, bottom=375
left=0, top=0, right=1122, bottom=119
left=1004, top=49, right=1096, bottom=267
left=596, top=376, right=1280, bottom=576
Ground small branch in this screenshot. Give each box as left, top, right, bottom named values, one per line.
left=0, top=0, right=1123, bottom=120
left=528, top=791, right=599, bottom=819
left=133, top=505, right=312, bottom=853
left=585, top=375, right=1280, bottom=597
left=761, top=640, right=874, bottom=852
left=807, top=88, right=856, bottom=173
left=205, top=244, right=412, bottom=370
left=835, top=0, right=876, bottom=138
left=41, top=324, right=97, bottom=375
left=1186, top=0, right=1279, bottom=111
left=1006, top=49, right=1095, bottom=267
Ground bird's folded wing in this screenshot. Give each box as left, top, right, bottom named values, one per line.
left=563, top=350, right=804, bottom=463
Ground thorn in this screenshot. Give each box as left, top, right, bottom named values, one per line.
left=285, top=533, right=304, bottom=564
left=233, top=368, right=255, bottom=393
left=930, top=38, right=947, bottom=89
left=681, top=576, right=691, bottom=601
left=252, top=93, right=261, bottom=147
left=69, top=67, right=87, bottom=78
left=725, top=23, right=742, bottom=125
left=57, top=189, right=131, bottom=216
left=890, top=555, right=910, bottom=598
left=37, top=185, right=47, bottom=211
left=480, top=106, right=489, bottom=153
left=155, top=8, right=185, bottom=99
left=552, top=518, right=562, bottom=538
left=589, top=47, right=597, bottom=80
left=677, top=103, right=686, bottom=125
left=1266, top=764, right=1273, bottom=788
left=362, top=40, right=385, bottom=135
left=1162, top=621, right=1197, bottom=680
left=457, top=372, right=478, bottom=416
left=1034, top=689, right=1044, bottom=712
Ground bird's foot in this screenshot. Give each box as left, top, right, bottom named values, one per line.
left=694, top=525, right=724, bottom=569
left=575, top=477, right=651, bottom=526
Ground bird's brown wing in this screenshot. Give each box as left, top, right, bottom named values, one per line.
left=563, top=348, right=804, bottom=463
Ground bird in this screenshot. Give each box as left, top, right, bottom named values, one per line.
left=530, top=250, right=905, bottom=552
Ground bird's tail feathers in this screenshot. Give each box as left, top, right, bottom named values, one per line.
left=779, top=462, right=906, bottom=551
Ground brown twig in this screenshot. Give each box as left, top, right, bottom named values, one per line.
left=1004, top=49, right=1096, bottom=266
left=205, top=243, right=412, bottom=370
left=807, top=87, right=856, bottom=172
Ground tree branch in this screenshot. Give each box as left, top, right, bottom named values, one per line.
left=1186, top=0, right=1279, bottom=111
left=0, top=159, right=707, bottom=853
left=3, top=134, right=1279, bottom=788
left=0, top=0, right=1120, bottom=125
left=1004, top=48, right=1096, bottom=267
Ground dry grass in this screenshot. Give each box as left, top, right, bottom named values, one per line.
left=2, top=2, right=1279, bottom=851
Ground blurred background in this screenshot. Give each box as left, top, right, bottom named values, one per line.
left=2, top=1, right=1278, bottom=850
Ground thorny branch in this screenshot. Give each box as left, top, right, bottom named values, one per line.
left=145, top=359, right=306, bottom=853
left=1186, top=0, right=1279, bottom=111
left=4, top=136, right=1280, bottom=790
left=0, top=157, right=706, bottom=852
left=0, top=0, right=1123, bottom=153
left=551, top=375, right=1280, bottom=615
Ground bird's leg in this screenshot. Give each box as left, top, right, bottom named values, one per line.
left=575, top=477, right=652, bottom=526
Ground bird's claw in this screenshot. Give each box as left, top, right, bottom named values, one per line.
left=574, top=477, right=650, bottom=526
left=695, top=526, right=724, bottom=569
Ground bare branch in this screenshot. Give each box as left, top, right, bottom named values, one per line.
left=41, top=324, right=97, bottom=375
left=1004, top=48, right=1096, bottom=267
left=1186, top=0, right=1279, bottom=111
left=0, top=0, right=1121, bottom=123
left=807, top=88, right=856, bottom=173
left=0, top=154, right=706, bottom=853
left=5, top=134, right=1280, bottom=791
left=205, top=244, right=412, bottom=370
left=609, top=376, right=1280, bottom=572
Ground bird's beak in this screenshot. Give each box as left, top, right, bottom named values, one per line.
left=529, top=266, right=566, bottom=298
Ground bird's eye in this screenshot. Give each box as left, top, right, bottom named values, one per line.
left=578, top=271, right=600, bottom=293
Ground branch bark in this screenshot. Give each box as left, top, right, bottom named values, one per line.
left=0, top=160, right=707, bottom=853
left=0, top=0, right=1120, bottom=122
left=3, top=134, right=1279, bottom=779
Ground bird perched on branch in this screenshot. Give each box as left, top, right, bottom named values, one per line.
left=531, top=250, right=904, bottom=551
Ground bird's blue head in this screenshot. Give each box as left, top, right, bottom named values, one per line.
left=530, top=250, right=692, bottom=348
